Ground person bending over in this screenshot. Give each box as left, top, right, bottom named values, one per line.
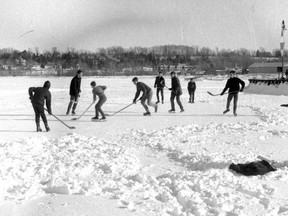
left=28, top=81, right=52, bottom=132
left=91, top=81, right=107, bottom=121
left=132, top=77, right=158, bottom=116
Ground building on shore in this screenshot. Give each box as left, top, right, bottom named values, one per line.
left=249, top=62, right=288, bottom=74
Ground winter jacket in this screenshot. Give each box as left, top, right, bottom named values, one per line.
left=171, top=76, right=182, bottom=96
left=92, top=86, right=107, bottom=101
left=221, top=77, right=245, bottom=94
left=187, top=81, right=196, bottom=92
left=29, top=81, right=52, bottom=113
left=229, top=160, right=276, bottom=176
left=133, top=82, right=151, bottom=102
left=69, top=75, right=82, bottom=96
left=154, top=76, right=165, bottom=88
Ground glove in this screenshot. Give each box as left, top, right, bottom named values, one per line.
left=169, top=88, right=172, bottom=91
left=133, top=99, right=136, bottom=104
left=29, top=96, right=33, bottom=101
left=139, top=97, right=143, bottom=100
left=240, top=89, right=243, bottom=92
left=220, top=92, right=224, bottom=96
left=48, top=109, right=52, bottom=115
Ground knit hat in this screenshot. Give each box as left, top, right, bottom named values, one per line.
left=43, top=81, right=51, bottom=89
left=90, top=81, right=96, bottom=86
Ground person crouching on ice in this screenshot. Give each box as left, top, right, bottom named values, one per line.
left=220, top=70, right=245, bottom=116
left=28, top=81, right=52, bottom=132
left=90, top=81, right=107, bottom=121
left=132, top=77, right=158, bottom=116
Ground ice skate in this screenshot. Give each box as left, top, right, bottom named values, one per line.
left=223, top=109, right=230, bottom=114
left=154, top=104, right=158, bottom=113
left=37, top=126, right=42, bottom=132
left=91, top=116, right=99, bottom=121
left=99, top=117, right=107, bottom=121
left=45, top=126, right=50, bottom=132
left=143, top=112, right=151, bottom=116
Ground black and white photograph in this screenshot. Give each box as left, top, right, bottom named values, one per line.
left=1, top=0, right=288, bottom=215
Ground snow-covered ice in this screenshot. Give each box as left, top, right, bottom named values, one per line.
left=1, top=75, right=288, bottom=216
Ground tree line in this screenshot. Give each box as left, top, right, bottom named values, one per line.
left=0, top=45, right=285, bottom=75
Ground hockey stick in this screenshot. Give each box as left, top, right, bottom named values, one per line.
left=161, top=84, right=178, bottom=94
left=44, top=108, right=76, bottom=129
left=257, top=155, right=272, bottom=162
left=110, top=100, right=140, bottom=116
left=161, top=83, right=170, bottom=90
left=207, top=91, right=240, bottom=96
left=257, top=155, right=277, bottom=170
left=162, top=84, right=183, bottom=95
left=71, top=102, right=94, bottom=120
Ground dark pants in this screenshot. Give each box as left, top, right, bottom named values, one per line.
left=188, top=91, right=195, bottom=103
left=141, top=90, right=156, bottom=113
left=32, top=103, right=48, bottom=127
left=170, top=93, right=183, bottom=110
left=67, top=95, right=79, bottom=113
left=226, top=93, right=238, bottom=113
left=95, top=96, right=107, bottom=118
left=156, top=87, right=164, bottom=102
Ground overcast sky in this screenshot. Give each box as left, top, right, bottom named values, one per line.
left=0, top=0, right=287, bottom=52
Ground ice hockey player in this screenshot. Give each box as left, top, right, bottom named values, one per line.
left=90, top=81, right=107, bottom=121
left=132, top=77, right=158, bottom=116
left=66, top=70, right=83, bottom=115
left=154, top=71, right=165, bottom=104
left=28, top=80, right=52, bottom=132
left=220, top=70, right=245, bottom=116
left=168, top=71, right=184, bottom=112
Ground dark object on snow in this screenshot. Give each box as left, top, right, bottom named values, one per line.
left=229, top=160, right=276, bottom=176
left=281, top=104, right=288, bottom=107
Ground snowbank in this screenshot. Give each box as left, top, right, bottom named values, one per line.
left=2, top=123, right=288, bottom=215
left=1, top=76, right=288, bottom=216
left=0, top=134, right=140, bottom=204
